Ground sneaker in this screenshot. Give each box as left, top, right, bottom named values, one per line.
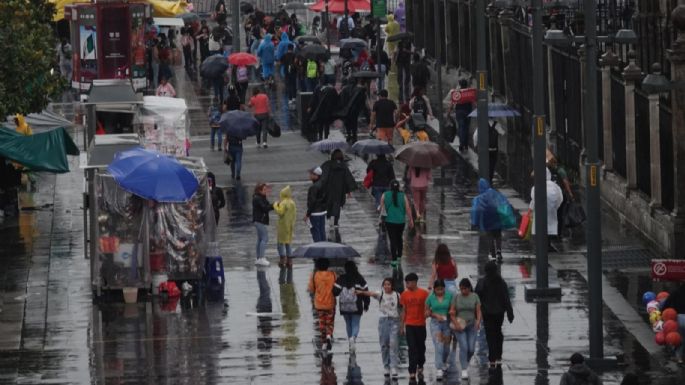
left=496, top=251, right=503, bottom=262
left=461, top=369, right=469, bottom=379
left=391, top=368, right=399, bottom=379
left=262, top=143, right=268, bottom=148
left=384, top=367, right=390, bottom=377
left=255, top=258, right=269, bottom=266
left=436, top=369, right=443, bottom=381
left=325, top=336, right=332, bottom=351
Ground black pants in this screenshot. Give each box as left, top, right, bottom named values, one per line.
left=488, top=230, right=502, bottom=257
left=397, top=62, right=411, bottom=103
left=489, top=149, right=498, bottom=181
left=317, top=122, right=330, bottom=140
left=344, top=117, right=358, bottom=143
left=385, top=222, right=405, bottom=261
left=405, top=325, right=426, bottom=374
left=483, top=312, right=505, bottom=363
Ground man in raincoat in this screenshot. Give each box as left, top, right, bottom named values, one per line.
left=471, top=178, right=515, bottom=261
left=256, top=33, right=275, bottom=84
left=274, top=185, right=296, bottom=267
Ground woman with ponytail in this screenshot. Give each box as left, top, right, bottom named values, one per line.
left=380, top=180, right=414, bottom=267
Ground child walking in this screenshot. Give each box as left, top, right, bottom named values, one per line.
left=308, top=258, right=337, bottom=352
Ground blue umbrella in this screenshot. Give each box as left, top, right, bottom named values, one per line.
left=292, top=242, right=361, bottom=259
left=351, top=139, right=394, bottom=155
left=468, top=103, right=521, bottom=118
left=309, top=139, right=349, bottom=152
left=108, top=147, right=199, bottom=203
left=219, top=110, right=260, bottom=139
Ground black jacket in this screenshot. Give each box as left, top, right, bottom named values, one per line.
left=333, top=273, right=370, bottom=315
left=211, top=187, right=225, bottom=212
left=367, top=158, right=395, bottom=188
left=475, top=274, right=514, bottom=318
left=410, top=61, right=430, bottom=88
left=559, top=364, right=601, bottom=385
left=306, top=179, right=327, bottom=215
left=252, top=194, right=273, bottom=224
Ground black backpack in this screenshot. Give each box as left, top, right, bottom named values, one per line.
left=339, top=17, right=350, bottom=38
left=412, top=96, right=428, bottom=117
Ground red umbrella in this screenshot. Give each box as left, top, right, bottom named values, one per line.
left=309, top=0, right=371, bottom=14
left=228, top=52, right=258, bottom=66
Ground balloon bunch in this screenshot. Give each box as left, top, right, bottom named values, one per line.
left=643, top=291, right=682, bottom=347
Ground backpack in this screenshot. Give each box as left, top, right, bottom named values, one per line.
left=237, top=66, right=249, bottom=82
left=412, top=96, right=428, bottom=117
left=339, top=286, right=358, bottom=312
left=208, top=106, right=221, bottom=125
left=306, top=59, right=318, bottom=78
left=339, top=18, right=350, bottom=38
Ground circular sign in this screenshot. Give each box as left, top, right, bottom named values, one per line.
left=653, top=262, right=667, bottom=276
left=451, top=90, right=462, bottom=104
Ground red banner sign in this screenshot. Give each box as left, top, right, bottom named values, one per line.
left=451, top=88, right=476, bottom=105
left=651, top=259, right=685, bottom=281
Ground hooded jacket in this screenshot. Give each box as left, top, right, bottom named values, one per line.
left=529, top=168, right=564, bottom=235
left=384, top=15, right=401, bottom=52
left=275, top=32, right=292, bottom=61
left=321, top=159, right=356, bottom=217
left=273, top=185, right=297, bottom=244
left=257, top=33, right=275, bottom=64
left=559, top=364, right=601, bottom=385
left=471, top=178, right=510, bottom=231
left=475, top=262, right=514, bottom=318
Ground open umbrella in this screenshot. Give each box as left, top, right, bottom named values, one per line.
left=219, top=110, right=260, bottom=139
left=310, top=139, right=349, bottom=152
left=300, top=44, right=330, bottom=61
left=228, top=52, right=258, bottom=66
left=386, top=31, right=413, bottom=42
left=200, top=54, right=229, bottom=79
left=295, top=35, right=323, bottom=45
left=107, top=147, right=199, bottom=203
left=292, top=242, right=361, bottom=259
left=467, top=102, right=521, bottom=118
left=351, top=139, right=394, bottom=155
left=339, top=38, right=368, bottom=50
left=283, top=2, right=308, bottom=10
left=351, top=70, right=382, bottom=79
left=177, top=12, right=200, bottom=24
left=394, top=141, right=452, bottom=168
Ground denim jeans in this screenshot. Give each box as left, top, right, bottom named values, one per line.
left=309, top=215, right=326, bottom=242
left=455, top=323, right=477, bottom=370
left=305, top=77, right=318, bottom=92
left=430, top=318, right=452, bottom=371
left=455, top=111, right=470, bottom=149
left=210, top=126, right=222, bottom=149
left=228, top=145, right=243, bottom=178
left=254, top=222, right=268, bottom=259
left=378, top=317, right=400, bottom=370
left=371, top=186, right=388, bottom=209
left=255, top=113, right=269, bottom=144
left=277, top=243, right=291, bottom=258
left=444, top=279, right=457, bottom=297
left=343, top=313, right=362, bottom=338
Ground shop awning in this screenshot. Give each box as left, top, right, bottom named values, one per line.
left=0, top=126, right=79, bottom=173
left=4, top=110, right=74, bottom=133
left=51, top=0, right=189, bottom=21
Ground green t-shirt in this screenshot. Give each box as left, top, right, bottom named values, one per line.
left=451, top=292, right=481, bottom=324
left=425, top=291, right=453, bottom=316
left=383, top=190, right=406, bottom=224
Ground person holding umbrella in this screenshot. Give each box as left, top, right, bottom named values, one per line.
left=408, top=166, right=432, bottom=223
left=380, top=180, right=414, bottom=266
left=321, top=149, right=356, bottom=228
left=252, top=182, right=273, bottom=266
left=248, top=87, right=271, bottom=148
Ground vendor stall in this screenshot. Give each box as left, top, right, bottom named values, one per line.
left=136, top=96, right=191, bottom=157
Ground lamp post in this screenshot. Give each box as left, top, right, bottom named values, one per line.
left=476, top=0, right=489, bottom=180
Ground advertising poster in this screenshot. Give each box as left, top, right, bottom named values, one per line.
left=80, top=25, right=97, bottom=60
left=100, top=6, right=131, bottom=79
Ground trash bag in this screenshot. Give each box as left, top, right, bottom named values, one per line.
left=564, top=201, right=586, bottom=228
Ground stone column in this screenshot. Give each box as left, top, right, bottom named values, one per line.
left=600, top=48, right=619, bottom=171
left=498, top=8, right=514, bottom=102
left=622, top=51, right=642, bottom=190
left=667, top=2, right=685, bottom=257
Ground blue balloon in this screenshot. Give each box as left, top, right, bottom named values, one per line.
left=642, top=291, right=656, bottom=305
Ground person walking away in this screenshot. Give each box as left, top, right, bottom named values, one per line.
left=475, top=261, right=514, bottom=368
left=381, top=180, right=414, bottom=266
left=320, top=149, right=356, bottom=228
left=395, top=40, right=412, bottom=103
left=449, top=278, right=481, bottom=380
left=446, top=79, right=475, bottom=151
left=308, top=83, right=340, bottom=141
left=338, top=78, right=370, bottom=143
left=281, top=45, right=298, bottom=105
left=224, top=134, right=243, bottom=180
left=221, top=23, right=233, bottom=56
left=400, top=272, right=429, bottom=381
left=308, top=258, right=337, bottom=352
left=305, top=166, right=328, bottom=242
left=275, top=31, right=293, bottom=80
left=207, top=172, right=225, bottom=224
left=425, top=279, right=454, bottom=381
left=410, top=87, right=433, bottom=121
left=529, top=168, right=564, bottom=249
left=662, top=282, right=685, bottom=363
left=375, top=49, right=391, bottom=93
left=252, top=183, right=273, bottom=266
left=225, top=85, right=242, bottom=111
left=323, top=56, right=337, bottom=87
left=208, top=100, right=222, bottom=151
left=257, top=33, right=276, bottom=86
left=156, top=76, right=176, bottom=97
left=248, top=87, right=271, bottom=148
left=197, top=20, right=210, bottom=63
left=338, top=12, right=354, bottom=40
left=273, top=186, right=296, bottom=267
left=428, top=244, right=459, bottom=294
left=234, top=64, right=250, bottom=104
left=471, top=178, right=514, bottom=261
left=411, top=54, right=431, bottom=92
left=333, top=261, right=370, bottom=353
left=384, top=14, right=400, bottom=57
left=305, top=58, right=320, bottom=92
left=548, top=156, right=575, bottom=238
left=370, top=89, right=398, bottom=144
left=408, top=166, right=431, bottom=222
left=367, top=154, right=395, bottom=208
left=357, top=278, right=402, bottom=379
left=395, top=104, right=414, bottom=144
left=181, top=27, right=194, bottom=77
left=559, top=353, right=602, bottom=385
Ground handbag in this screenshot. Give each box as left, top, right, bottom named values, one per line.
left=223, top=150, right=233, bottom=165
left=266, top=118, right=281, bottom=137
left=363, top=170, right=374, bottom=189
left=450, top=316, right=466, bottom=331
left=518, top=209, right=532, bottom=239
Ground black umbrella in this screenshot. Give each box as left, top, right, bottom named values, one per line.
left=351, top=139, right=394, bottom=155
left=200, top=54, right=229, bottom=79
left=339, top=38, right=368, bottom=50
left=292, top=242, right=361, bottom=259
left=300, top=44, right=330, bottom=61
left=295, top=35, right=322, bottom=45
left=351, top=70, right=382, bottom=79
left=386, top=32, right=413, bottom=42
left=219, top=110, right=260, bottom=139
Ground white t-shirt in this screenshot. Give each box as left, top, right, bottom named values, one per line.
left=377, top=290, right=400, bottom=318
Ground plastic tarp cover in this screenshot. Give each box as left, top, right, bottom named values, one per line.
left=137, top=96, right=190, bottom=157
left=96, top=174, right=147, bottom=288
left=0, top=126, right=79, bottom=173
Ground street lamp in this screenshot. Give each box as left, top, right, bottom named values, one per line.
left=476, top=0, right=489, bottom=180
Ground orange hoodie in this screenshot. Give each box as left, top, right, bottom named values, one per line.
left=308, top=270, right=337, bottom=310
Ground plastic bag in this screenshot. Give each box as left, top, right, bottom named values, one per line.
left=158, top=281, right=181, bottom=297
left=497, top=203, right=516, bottom=229
left=518, top=209, right=532, bottom=239
left=363, top=170, right=374, bottom=189
left=223, top=150, right=233, bottom=165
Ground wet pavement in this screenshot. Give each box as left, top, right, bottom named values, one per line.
left=0, top=63, right=683, bottom=384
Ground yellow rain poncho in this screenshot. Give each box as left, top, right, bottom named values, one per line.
left=384, top=14, right=401, bottom=54
left=14, top=114, right=32, bottom=136
left=273, top=185, right=297, bottom=244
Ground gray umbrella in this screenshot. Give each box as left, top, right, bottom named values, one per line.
left=292, top=242, right=361, bottom=259
left=351, top=139, right=394, bottom=155
left=300, top=44, right=330, bottom=60
left=339, top=38, right=368, bottom=50
left=177, top=12, right=200, bottom=24
left=295, top=35, right=323, bottom=45
left=283, top=2, right=308, bottom=10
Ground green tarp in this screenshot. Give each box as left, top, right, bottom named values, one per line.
left=0, top=126, right=79, bottom=173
